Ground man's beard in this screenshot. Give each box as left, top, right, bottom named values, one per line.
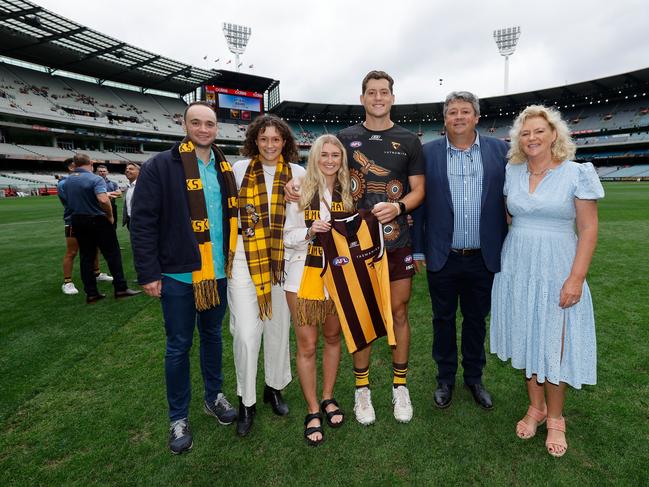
left=192, top=139, right=215, bottom=150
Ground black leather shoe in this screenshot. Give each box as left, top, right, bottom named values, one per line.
left=115, top=288, right=142, bottom=299
left=465, top=383, right=493, bottom=410
left=236, top=399, right=256, bottom=437
left=433, top=384, right=454, bottom=409
left=86, top=293, right=106, bottom=304
left=263, top=385, right=289, bottom=416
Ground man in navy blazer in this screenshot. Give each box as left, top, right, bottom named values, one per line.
left=412, top=91, right=508, bottom=410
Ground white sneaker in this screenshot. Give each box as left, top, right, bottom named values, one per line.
left=96, top=272, right=113, bottom=282
left=354, top=387, right=376, bottom=426
left=392, top=385, right=413, bottom=423
left=61, top=282, right=79, bottom=295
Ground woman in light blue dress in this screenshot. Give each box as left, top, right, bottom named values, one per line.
left=491, top=105, right=604, bottom=457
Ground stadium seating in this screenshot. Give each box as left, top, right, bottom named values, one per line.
left=2, top=61, right=649, bottom=184
left=599, top=164, right=649, bottom=179
left=0, top=63, right=187, bottom=135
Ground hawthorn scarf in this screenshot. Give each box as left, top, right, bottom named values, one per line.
left=178, top=138, right=238, bottom=311
left=296, top=185, right=348, bottom=326
left=238, top=155, right=292, bottom=319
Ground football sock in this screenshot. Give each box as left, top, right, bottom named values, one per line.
left=393, top=362, right=408, bottom=387
left=354, top=366, right=370, bottom=389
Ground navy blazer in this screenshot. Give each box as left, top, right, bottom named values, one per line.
left=412, top=134, right=509, bottom=273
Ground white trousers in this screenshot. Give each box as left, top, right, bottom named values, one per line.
left=228, top=239, right=292, bottom=407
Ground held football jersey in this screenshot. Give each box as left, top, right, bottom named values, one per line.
left=337, top=123, right=424, bottom=249
left=319, top=210, right=395, bottom=354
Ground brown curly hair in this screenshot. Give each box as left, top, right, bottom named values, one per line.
left=240, top=114, right=299, bottom=163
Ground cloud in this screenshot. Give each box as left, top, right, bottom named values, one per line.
left=34, top=0, right=649, bottom=104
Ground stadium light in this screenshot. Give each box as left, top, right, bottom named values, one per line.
left=222, top=23, right=252, bottom=73
left=493, top=26, right=521, bottom=94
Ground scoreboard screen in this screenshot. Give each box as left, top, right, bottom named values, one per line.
left=204, top=85, right=263, bottom=122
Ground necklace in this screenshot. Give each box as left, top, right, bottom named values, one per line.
left=262, top=166, right=276, bottom=177
left=527, top=164, right=552, bottom=176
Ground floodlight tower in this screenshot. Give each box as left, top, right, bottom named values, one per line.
left=222, top=23, right=251, bottom=72
left=493, top=26, right=521, bottom=94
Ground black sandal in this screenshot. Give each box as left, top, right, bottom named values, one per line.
left=304, top=412, right=324, bottom=446
left=320, top=398, right=345, bottom=428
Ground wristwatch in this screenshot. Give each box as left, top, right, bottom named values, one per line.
left=397, top=201, right=407, bottom=215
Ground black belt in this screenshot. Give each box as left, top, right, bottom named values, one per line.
left=451, top=248, right=481, bottom=256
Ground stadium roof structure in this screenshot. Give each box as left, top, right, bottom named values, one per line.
left=0, top=0, right=279, bottom=95
left=272, top=67, right=649, bottom=122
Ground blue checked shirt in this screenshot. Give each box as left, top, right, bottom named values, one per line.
left=447, top=133, right=483, bottom=249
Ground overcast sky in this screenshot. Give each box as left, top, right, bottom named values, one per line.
left=35, top=0, right=649, bottom=104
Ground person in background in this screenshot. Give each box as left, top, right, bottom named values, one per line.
left=490, top=105, right=604, bottom=457
left=58, top=158, right=112, bottom=295
left=122, top=162, right=140, bottom=230
left=96, top=164, right=122, bottom=229
left=61, top=153, right=139, bottom=304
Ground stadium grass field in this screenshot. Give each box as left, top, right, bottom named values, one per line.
left=0, top=182, right=647, bottom=487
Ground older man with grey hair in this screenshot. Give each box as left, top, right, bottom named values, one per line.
left=412, top=91, right=509, bottom=411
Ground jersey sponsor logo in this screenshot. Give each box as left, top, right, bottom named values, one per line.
left=356, top=246, right=380, bottom=260
left=369, top=135, right=382, bottom=141
left=349, top=240, right=359, bottom=248
left=350, top=141, right=362, bottom=148
left=391, top=141, right=401, bottom=150
left=404, top=254, right=413, bottom=264
left=186, top=178, right=203, bottom=190
left=332, top=256, right=349, bottom=266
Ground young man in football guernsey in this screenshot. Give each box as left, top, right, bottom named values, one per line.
left=288, top=70, right=425, bottom=424
left=341, top=70, right=425, bottom=425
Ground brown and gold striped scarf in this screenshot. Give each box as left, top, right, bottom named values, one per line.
left=296, top=185, right=348, bottom=326
left=178, top=137, right=238, bottom=311
left=238, top=155, right=292, bottom=319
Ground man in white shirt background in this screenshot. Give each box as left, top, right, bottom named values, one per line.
left=123, top=162, right=140, bottom=230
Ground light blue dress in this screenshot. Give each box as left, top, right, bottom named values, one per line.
left=490, top=160, right=604, bottom=389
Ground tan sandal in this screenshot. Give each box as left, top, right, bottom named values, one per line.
left=516, top=405, right=547, bottom=439
left=545, top=416, right=568, bottom=457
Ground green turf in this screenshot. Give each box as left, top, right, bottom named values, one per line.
left=0, top=183, right=647, bottom=486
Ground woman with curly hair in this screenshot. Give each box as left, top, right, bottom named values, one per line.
left=228, top=114, right=304, bottom=436
left=284, top=134, right=354, bottom=446
left=490, top=105, right=604, bottom=457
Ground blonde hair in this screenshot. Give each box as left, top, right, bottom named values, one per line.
left=508, top=105, right=576, bottom=164
left=298, top=135, right=353, bottom=212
